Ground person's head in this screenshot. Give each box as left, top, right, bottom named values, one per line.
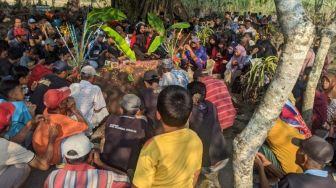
left=44, top=38, right=56, bottom=52
left=119, top=94, right=141, bottom=116
left=52, top=60, right=72, bottom=78
left=242, top=32, right=253, bottom=43
left=190, top=37, right=200, bottom=49
left=293, top=136, right=334, bottom=170
left=14, top=18, right=22, bottom=28
left=234, top=45, right=245, bottom=57
left=161, top=58, right=174, bottom=73
left=58, top=47, right=71, bottom=62
left=63, top=134, right=94, bottom=164
left=8, top=47, right=23, bottom=64
left=187, top=81, right=206, bottom=105
left=245, top=19, right=252, bottom=28
left=0, top=102, right=15, bottom=133
left=238, top=24, right=246, bottom=33
left=322, top=68, right=336, bottom=97
left=157, top=85, right=192, bottom=127
left=10, top=65, right=30, bottom=85
left=96, top=31, right=105, bottom=43
left=44, top=87, right=71, bottom=112
left=28, top=18, right=37, bottom=29
left=143, top=70, right=160, bottom=88
left=218, top=39, right=226, bottom=49
left=0, top=79, right=24, bottom=101
left=0, top=40, right=9, bottom=59
left=224, top=12, right=231, bottom=19
left=80, top=65, right=98, bottom=83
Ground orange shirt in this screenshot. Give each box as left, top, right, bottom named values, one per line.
left=32, top=111, right=87, bottom=164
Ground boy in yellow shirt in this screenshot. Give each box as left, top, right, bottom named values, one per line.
left=133, top=85, right=203, bottom=188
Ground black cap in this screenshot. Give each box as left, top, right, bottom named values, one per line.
left=292, top=135, right=334, bottom=164
left=52, top=60, right=72, bottom=72
left=144, top=70, right=159, bottom=81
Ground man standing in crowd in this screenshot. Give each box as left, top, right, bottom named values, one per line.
left=70, top=65, right=109, bottom=134
left=44, top=134, right=130, bottom=188
left=133, top=86, right=203, bottom=187
left=279, top=136, right=336, bottom=187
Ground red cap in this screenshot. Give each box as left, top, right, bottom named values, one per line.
left=44, top=87, right=71, bottom=109
left=14, top=28, right=27, bottom=37
left=0, top=102, right=16, bottom=131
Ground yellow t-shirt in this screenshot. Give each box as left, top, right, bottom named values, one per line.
left=133, top=128, right=203, bottom=188
left=267, top=119, right=304, bottom=174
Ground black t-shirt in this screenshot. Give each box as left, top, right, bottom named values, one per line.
left=101, top=114, right=149, bottom=172
left=279, top=173, right=336, bottom=188
left=189, top=100, right=228, bottom=167
left=30, top=74, right=70, bottom=114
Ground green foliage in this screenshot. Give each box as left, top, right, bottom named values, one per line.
left=196, top=23, right=214, bottom=45
left=147, top=13, right=165, bottom=36
left=148, top=36, right=163, bottom=53
left=171, top=22, right=191, bottom=29
left=102, top=25, right=136, bottom=61
left=87, top=7, right=127, bottom=25
left=243, top=56, right=278, bottom=101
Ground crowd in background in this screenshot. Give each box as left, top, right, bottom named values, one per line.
left=0, top=4, right=336, bottom=188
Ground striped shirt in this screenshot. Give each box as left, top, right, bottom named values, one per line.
left=44, top=163, right=130, bottom=188
left=201, top=76, right=236, bottom=130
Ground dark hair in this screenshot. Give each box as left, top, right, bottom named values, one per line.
left=145, top=78, right=160, bottom=85
left=8, top=47, right=23, bottom=60
left=0, top=40, right=9, bottom=53
left=0, top=79, right=20, bottom=98
left=157, top=85, right=192, bottom=127
left=187, top=81, right=206, bottom=104
left=10, top=65, right=29, bottom=80
left=45, top=56, right=58, bottom=65
left=65, top=150, right=90, bottom=164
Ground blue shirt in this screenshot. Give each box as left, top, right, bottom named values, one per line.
left=0, top=99, right=32, bottom=139
left=185, top=46, right=208, bottom=69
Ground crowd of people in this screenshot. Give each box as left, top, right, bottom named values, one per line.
left=0, top=4, right=336, bottom=188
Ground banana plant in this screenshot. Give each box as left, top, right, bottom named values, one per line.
left=147, top=13, right=190, bottom=54
left=196, top=23, right=214, bottom=45
left=242, top=56, right=278, bottom=101
left=102, top=25, right=136, bottom=61
left=56, top=8, right=128, bottom=68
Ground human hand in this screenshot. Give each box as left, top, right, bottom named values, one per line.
left=256, top=152, right=272, bottom=167
left=66, top=97, right=76, bottom=112
left=26, top=102, right=37, bottom=116
left=48, top=124, right=60, bottom=142
left=31, top=115, right=46, bottom=128
left=31, top=81, right=38, bottom=91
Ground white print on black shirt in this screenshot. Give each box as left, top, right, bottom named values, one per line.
left=109, top=124, right=137, bottom=133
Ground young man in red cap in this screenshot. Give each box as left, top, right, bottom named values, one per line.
left=0, top=102, right=60, bottom=188
left=8, top=28, right=29, bottom=53
left=32, top=87, right=87, bottom=164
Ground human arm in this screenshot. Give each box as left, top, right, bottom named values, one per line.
left=92, top=151, right=127, bottom=175
left=28, top=124, right=60, bottom=170
left=255, top=154, right=270, bottom=188
left=66, top=97, right=86, bottom=123
left=10, top=115, right=44, bottom=144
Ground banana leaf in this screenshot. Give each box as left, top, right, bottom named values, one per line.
left=147, top=13, right=165, bottom=36
left=148, top=36, right=163, bottom=53
left=88, top=8, right=127, bottom=25
left=170, top=22, right=191, bottom=29
left=102, top=26, right=136, bottom=61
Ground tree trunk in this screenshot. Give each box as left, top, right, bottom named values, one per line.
left=302, top=21, right=336, bottom=127
left=232, top=0, right=315, bottom=187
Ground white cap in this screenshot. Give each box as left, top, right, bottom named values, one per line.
left=81, top=65, right=99, bottom=76
left=62, top=134, right=93, bottom=159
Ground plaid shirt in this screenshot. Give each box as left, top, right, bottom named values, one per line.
left=44, top=163, right=130, bottom=188
left=201, top=76, right=236, bottom=130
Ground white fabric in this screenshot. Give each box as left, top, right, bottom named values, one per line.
left=0, top=138, right=34, bottom=175
left=70, top=80, right=108, bottom=129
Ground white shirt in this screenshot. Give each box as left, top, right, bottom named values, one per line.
left=0, top=138, right=34, bottom=175
left=70, top=80, right=108, bottom=128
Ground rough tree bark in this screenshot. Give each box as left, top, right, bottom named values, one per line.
left=302, top=20, right=336, bottom=127
left=232, top=0, right=315, bottom=187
